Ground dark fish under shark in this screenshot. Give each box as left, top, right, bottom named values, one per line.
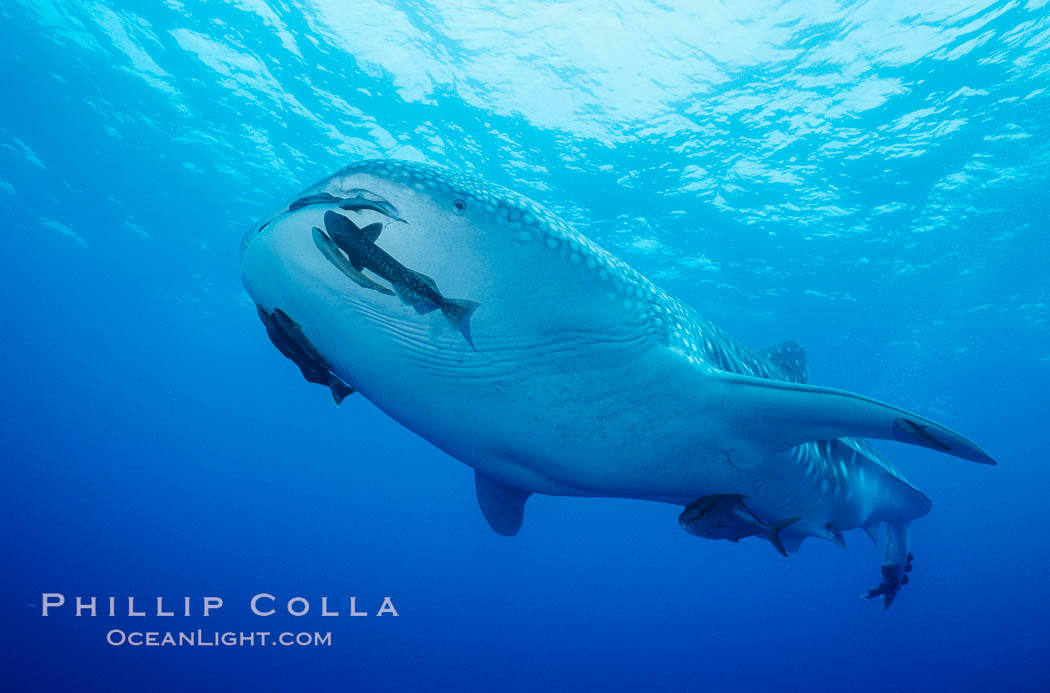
left=679, top=494, right=801, bottom=557
left=321, top=210, right=479, bottom=347
left=312, top=226, right=394, bottom=296
left=256, top=305, right=354, bottom=404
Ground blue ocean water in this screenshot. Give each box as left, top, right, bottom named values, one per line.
left=2, top=0, right=1048, bottom=690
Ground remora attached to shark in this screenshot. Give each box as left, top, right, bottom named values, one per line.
left=240, top=159, right=996, bottom=609
left=679, top=494, right=801, bottom=557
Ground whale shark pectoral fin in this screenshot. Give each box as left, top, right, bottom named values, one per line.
left=710, top=372, right=997, bottom=466
left=474, top=471, right=531, bottom=536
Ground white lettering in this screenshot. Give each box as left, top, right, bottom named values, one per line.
left=156, top=597, right=174, bottom=617
left=287, top=597, right=309, bottom=616
left=251, top=593, right=275, bottom=616
left=75, top=596, right=96, bottom=617
left=41, top=593, right=65, bottom=616
left=377, top=597, right=399, bottom=617
left=203, top=596, right=223, bottom=616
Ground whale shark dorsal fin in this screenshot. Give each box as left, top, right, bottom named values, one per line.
left=757, top=340, right=807, bottom=383
left=474, top=471, right=531, bottom=536
left=709, top=372, right=997, bottom=467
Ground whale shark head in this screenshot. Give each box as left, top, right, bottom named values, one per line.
left=240, top=159, right=647, bottom=371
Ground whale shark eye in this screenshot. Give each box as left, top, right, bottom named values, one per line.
left=452, top=199, right=467, bottom=215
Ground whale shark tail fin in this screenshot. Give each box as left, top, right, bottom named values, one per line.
left=710, top=372, right=996, bottom=467
left=442, top=298, right=480, bottom=349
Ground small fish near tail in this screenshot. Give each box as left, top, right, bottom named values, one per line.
left=862, top=521, right=914, bottom=609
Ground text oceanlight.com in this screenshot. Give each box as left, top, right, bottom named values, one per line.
left=106, top=630, right=332, bottom=647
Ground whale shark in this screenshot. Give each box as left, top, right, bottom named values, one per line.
left=240, top=159, right=996, bottom=609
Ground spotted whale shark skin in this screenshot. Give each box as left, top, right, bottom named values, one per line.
left=241, top=159, right=995, bottom=607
